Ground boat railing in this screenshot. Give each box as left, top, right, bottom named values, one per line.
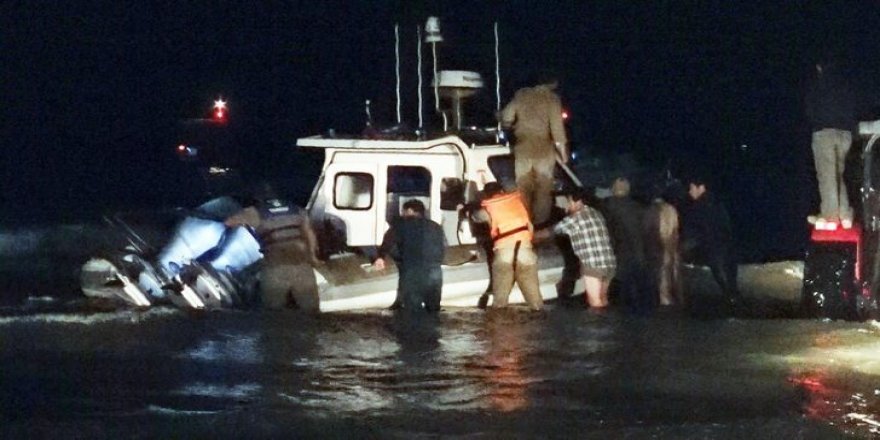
left=297, top=125, right=506, bottom=150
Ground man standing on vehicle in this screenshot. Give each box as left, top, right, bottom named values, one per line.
left=805, top=57, right=856, bottom=227
left=472, top=183, right=544, bottom=311
left=500, top=72, right=568, bottom=226
left=373, top=199, right=446, bottom=313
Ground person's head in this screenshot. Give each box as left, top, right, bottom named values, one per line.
left=531, top=69, right=560, bottom=90
left=244, top=180, right=280, bottom=208
left=687, top=177, right=709, bottom=200
left=611, top=177, right=631, bottom=197
left=481, top=181, right=504, bottom=199
left=566, top=189, right=594, bottom=214
left=402, top=199, right=426, bottom=218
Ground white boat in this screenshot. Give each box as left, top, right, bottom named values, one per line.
left=80, top=18, right=585, bottom=311
left=301, top=131, right=583, bottom=312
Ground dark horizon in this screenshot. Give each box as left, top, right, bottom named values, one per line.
left=4, top=1, right=880, bottom=259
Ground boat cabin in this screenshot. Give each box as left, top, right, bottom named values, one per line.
left=297, top=132, right=582, bottom=254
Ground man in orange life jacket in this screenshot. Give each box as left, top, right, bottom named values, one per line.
left=471, top=182, right=544, bottom=310
left=225, top=187, right=321, bottom=312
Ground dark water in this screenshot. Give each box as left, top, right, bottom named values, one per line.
left=1, top=224, right=879, bottom=438
left=2, top=302, right=878, bottom=438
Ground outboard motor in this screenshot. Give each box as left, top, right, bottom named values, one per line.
left=183, top=225, right=264, bottom=309
left=206, top=226, right=263, bottom=273
left=155, top=216, right=228, bottom=277
left=157, top=220, right=265, bottom=310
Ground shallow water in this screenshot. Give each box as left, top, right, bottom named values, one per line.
left=1, top=224, right=878, bottom=438
left=1, top=299, right=879, bottom=438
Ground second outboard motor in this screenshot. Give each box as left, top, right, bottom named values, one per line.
left=156, top=216, right=227, bottom=276
left=203, top=226, right=263, bottom=273
left=174, top=226, right=265, bottom=309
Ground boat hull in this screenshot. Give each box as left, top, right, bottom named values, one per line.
left=82, top=242, right=577, bottom=312
left=315, top=243, right=577, bottom=312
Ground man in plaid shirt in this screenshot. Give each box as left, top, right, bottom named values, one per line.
left=542, top=189, right=617, bottom=308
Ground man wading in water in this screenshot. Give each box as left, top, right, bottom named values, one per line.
left=373, top=200, right=446, bottom=313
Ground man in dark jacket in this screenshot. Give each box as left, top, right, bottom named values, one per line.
left=680, top=178, right=741, bottom=308
left=602, top=177, right=650, bottom=312
left=374, top=199, right=446, bottom=312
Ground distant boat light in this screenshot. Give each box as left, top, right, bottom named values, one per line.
left=213, top=98, right=227, bottom=121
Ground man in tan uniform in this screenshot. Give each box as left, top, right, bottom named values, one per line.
left=225, top=193, right=321, bottom=312
left=500, top=75, right=568, bottom=226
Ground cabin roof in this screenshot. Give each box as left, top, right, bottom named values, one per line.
left=296, top=127, right=505, bottom=150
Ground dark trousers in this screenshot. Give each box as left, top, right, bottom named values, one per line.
left=706, top=252, right=739, bottom=300
left=612, top=260, right=653, bottom=314
left=481, top=240, right=495, bottom=294
left=261, top=263, right=319, bottom=312
left=555, top=235, right=581, bottom=301
left=399, top=266, right=443, bottom=312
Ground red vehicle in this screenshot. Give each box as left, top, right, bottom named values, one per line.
left=802, top=120, right=880, bottom=320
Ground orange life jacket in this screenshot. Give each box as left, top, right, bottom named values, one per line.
left=480, top=191, right=533, bottom=247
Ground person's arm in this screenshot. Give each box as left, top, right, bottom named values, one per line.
left=715, top=202, right=735, bottom=246
left=499, top=96, right=518, bottom=129
left=470, top=207, right=491, bottom=224
left=373, top=226, right=397, bottom=270
left=535, top=215, right=569, bottom=243
left=804, top=80, right=817, bottom=126
left=301, top=215, right=321, bottom=266
left=678, top=204, right=701, bottom=256
left=533, top=227, right=553, bottom=242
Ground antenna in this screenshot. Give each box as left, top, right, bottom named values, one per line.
left=432, top=40, right=440, bottom=114
left=425, top=16, right=442, bottom=114
left=395, top=24, right=401, bottom=124
left=495, top=22, right=501, bottom=115
left=495, top=22, right=502, bottom=137
left=365, top=99, right=372, bottom=127
left=417, top=25, right=423, bottom=130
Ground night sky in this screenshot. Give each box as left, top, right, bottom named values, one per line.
left=4, top=1, right=880, bottom=259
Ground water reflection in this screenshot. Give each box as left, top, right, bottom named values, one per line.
left=782, top=325, right=880, bottom=437
left=260, top=309, right=555, bottom=415
left=481, top=310, right=533, bottom=412
left=9, top=302, right=880, bottom=437
left=789, top=369, right=842, bottom=421
left=156, top=310, right=880, bottom=438
left=182, top=332, right=262, bottom=364
left=789, top=368, right=880, bottom=437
